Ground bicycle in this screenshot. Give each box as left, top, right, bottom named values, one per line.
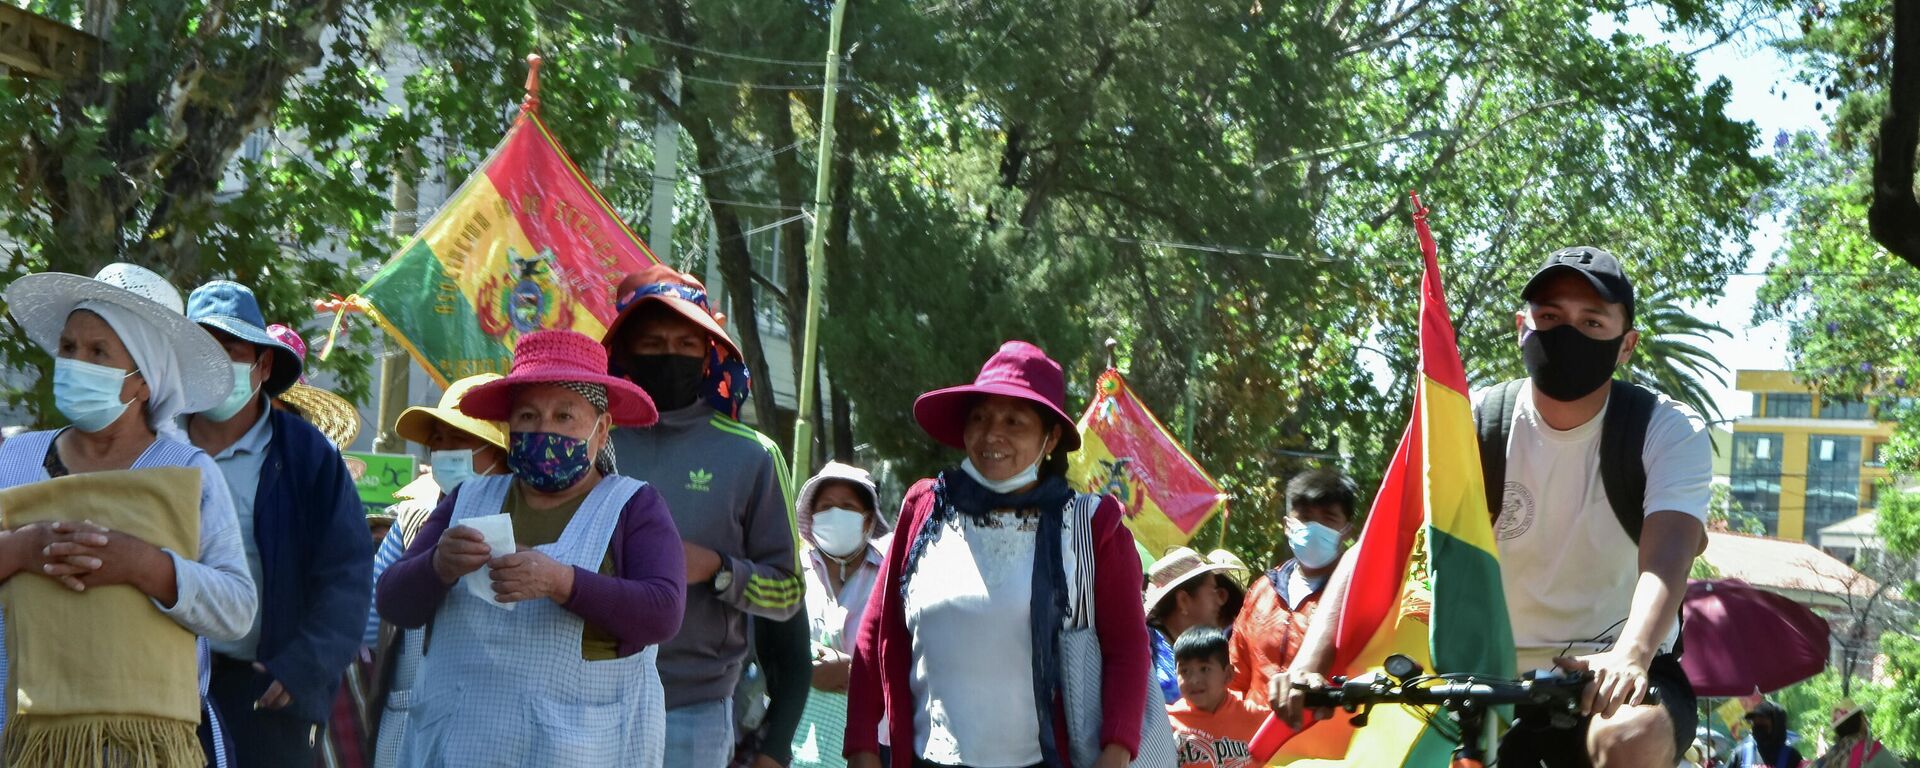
left=1267, top=653, right=1662, bottom=768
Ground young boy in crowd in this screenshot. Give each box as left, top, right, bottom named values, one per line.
left=1168, top=627, right=1268, bottom=768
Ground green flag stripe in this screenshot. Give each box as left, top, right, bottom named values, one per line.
left=1428, top=526, right=1516, bottom=680
left=361, top=240, right=510, bottom=385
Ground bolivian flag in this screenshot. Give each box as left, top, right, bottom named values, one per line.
left=1260, top=195, right=1514, bottom=766
left=355, top=106, right=659, bottom=387
left=1066, top=369, right=1226, bottom=558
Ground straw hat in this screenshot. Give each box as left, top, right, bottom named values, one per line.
left=1144, top=546, right=1238, bottom=615
left=395, top=373, right=508, bottom=451
left=5, top=264, right=230, bottom=411
left=913, top=340, right=1081, bottom=452
left=460, top=330, right=658, bottom=427
left=1208, top=549, right=1251, bottom=588
left=1833, top=699, right=1868, bottom=728
left=603, top=265, right=740, bottom=359
left=280, top=384, right=361, bottom=448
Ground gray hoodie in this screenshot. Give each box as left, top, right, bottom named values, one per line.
left=611, top=403, right=802, bottom=709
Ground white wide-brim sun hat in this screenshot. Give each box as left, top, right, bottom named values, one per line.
left=5, top=264, right=232, bottom=412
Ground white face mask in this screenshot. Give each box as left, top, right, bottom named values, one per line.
left=431, top=448, right=480, bottom=494
left=1287, top=519, right=1346, bottom=569
left=811, top=507, right=869, bottom=559
left=961, top=438, right=1055, bottom=494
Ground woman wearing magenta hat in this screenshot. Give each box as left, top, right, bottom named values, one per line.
left=845, top=341, right=1152, bottom=768
left=374, top=329, right=686, bottom=767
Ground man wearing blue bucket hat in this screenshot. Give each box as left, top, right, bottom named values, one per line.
left=184, top=280, right=373, bottom=765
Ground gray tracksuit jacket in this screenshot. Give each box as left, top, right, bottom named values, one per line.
left=611, top=403, right=802, bottom=708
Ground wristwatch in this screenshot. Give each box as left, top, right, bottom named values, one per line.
left=711, top=565, right=734, bottom=593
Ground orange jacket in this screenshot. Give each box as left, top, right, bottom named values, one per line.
left=1228, top=561, right=1326, bottom=708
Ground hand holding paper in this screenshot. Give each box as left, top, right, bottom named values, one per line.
left=457, top=514, right=516, bottom=611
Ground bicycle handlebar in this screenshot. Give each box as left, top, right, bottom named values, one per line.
left=1295, top=667, right=1662, bottom=710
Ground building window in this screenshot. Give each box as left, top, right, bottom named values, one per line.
left=1731, top=432, right=1785, bottom=535
left=1752, top=393, right=1764, bottom=418
left=1868, top=441, right=1888, bottom=468
left=1768, top=394, right=1812, bottom=418
left=1819, top=396, right=1870, bottom=420
left=745, top=222, right=789, bottom=339
left=1805, top=433, right=1863, bottom=537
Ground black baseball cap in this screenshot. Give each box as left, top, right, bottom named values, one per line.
left=1520, top=246, right=1636, bottom=326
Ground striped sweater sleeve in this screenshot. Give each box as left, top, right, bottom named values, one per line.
left=710, top=416, right=804, bottom=619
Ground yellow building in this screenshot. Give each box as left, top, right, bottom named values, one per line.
left=1730, top=370, right=1896, bottom=542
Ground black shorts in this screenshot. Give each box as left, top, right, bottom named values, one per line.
left=1495, top=652, right=1698, bottom=768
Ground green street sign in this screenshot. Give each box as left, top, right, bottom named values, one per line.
left=344, top=451, right=417, bottom=507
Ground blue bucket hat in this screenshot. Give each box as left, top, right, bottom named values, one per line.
left=186, top=281, right=303, bottom=396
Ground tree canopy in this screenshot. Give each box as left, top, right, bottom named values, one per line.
left=0, top=0, right=1776, bottom=564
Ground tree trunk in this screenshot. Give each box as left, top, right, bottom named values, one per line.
left=1873, top=0, right=1920, bottom=268
left=831, top=379, right=854, bottom=461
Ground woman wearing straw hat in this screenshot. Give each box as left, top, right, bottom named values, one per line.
left=1815, top=701, right=1899, bottom=768
left=364, top=372, right=509, bottom=768
left=375, top=329, right=685, bottom=767
left=845, top=340, right=1150, bottom=768
left=1144, top=548, right=1236, bottom=706
left=0, top=263, right=257, bottom=766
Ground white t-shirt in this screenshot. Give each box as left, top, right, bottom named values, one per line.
left=1480, top=380, right=1711, bottom=671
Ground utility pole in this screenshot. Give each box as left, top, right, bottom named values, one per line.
left=374, top=148, right=418, bottom=454
left=647, top=69, right=680, bottom=265
left=787, top=0, right=848, bottom=494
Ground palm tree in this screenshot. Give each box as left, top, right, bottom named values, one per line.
left=1626, top=293, right=1733, bottom=425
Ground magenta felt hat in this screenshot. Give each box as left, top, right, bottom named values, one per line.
left=913, top=340, right=1080, bottom=452
left=460, top=329, right=659, bottom=427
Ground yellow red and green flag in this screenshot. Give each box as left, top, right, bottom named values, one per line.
left=1260, top=195, right=1514, bottom=766
left=352, top=106, right=659, bottom=387
left=1066, top=369, right=1227, bottom=559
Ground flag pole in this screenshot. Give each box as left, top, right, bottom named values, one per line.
left=789, top=0, right=848, bottom=493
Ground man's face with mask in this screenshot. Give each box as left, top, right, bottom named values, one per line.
left=617, top=305, right=711, bottom=411
left=1514, top=272, right=1642, bottom=401
left=1748, top=713, right=1773, bottom=739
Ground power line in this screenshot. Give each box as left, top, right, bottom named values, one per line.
left=625, top=29, right=832, bottom=68
left=687, top=140, right=807, bottom=175
left=631, top=60, right=840, bottom=92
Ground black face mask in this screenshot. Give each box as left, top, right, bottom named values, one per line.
left=1521, top=324, right=1626, bottom=401
left=625, top=354, right=706, bottom=411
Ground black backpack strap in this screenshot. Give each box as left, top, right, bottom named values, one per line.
left=1599, top=380, right=1658, bottom=545
left=1475, top=379, right=1527, bottom=523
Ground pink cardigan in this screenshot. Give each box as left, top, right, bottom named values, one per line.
left=844, top=478, right=1149, bottom=766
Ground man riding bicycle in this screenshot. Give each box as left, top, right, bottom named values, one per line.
left=1275, top=247, right=1709, bottom=767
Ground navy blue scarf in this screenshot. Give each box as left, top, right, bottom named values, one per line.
left=899, top=469, right=1074, bottom=768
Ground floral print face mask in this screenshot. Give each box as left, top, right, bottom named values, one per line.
left=507, top=424, right=598, bottom=493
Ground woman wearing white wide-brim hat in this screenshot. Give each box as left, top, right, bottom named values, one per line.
left=0, top=263, right=258, bottom=763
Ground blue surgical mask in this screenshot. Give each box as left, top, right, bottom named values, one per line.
left=431, top=448, right=480, bottom=494
left=1287, top=520, right=1346, bottom=569
left=200, top=361, right=259, bottom=422
left=53, top=358, right=136, bottom=433
left=961, top=439, right=1055, bottom=495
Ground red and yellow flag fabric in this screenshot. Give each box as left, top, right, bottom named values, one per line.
left=1263, top=196, right=1514, bottom=766
left=1066, top=369, right=1226, bottom=558
left=355, top=109, right=659, bottom=387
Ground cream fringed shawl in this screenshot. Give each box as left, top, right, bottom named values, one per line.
left=1, top=468, right=204, bottom=768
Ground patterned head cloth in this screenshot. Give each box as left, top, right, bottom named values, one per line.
left=554, top=381, right=616, bottom=475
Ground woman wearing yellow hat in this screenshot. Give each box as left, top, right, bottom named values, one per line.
left=364, top=374, right=508, bottom=768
